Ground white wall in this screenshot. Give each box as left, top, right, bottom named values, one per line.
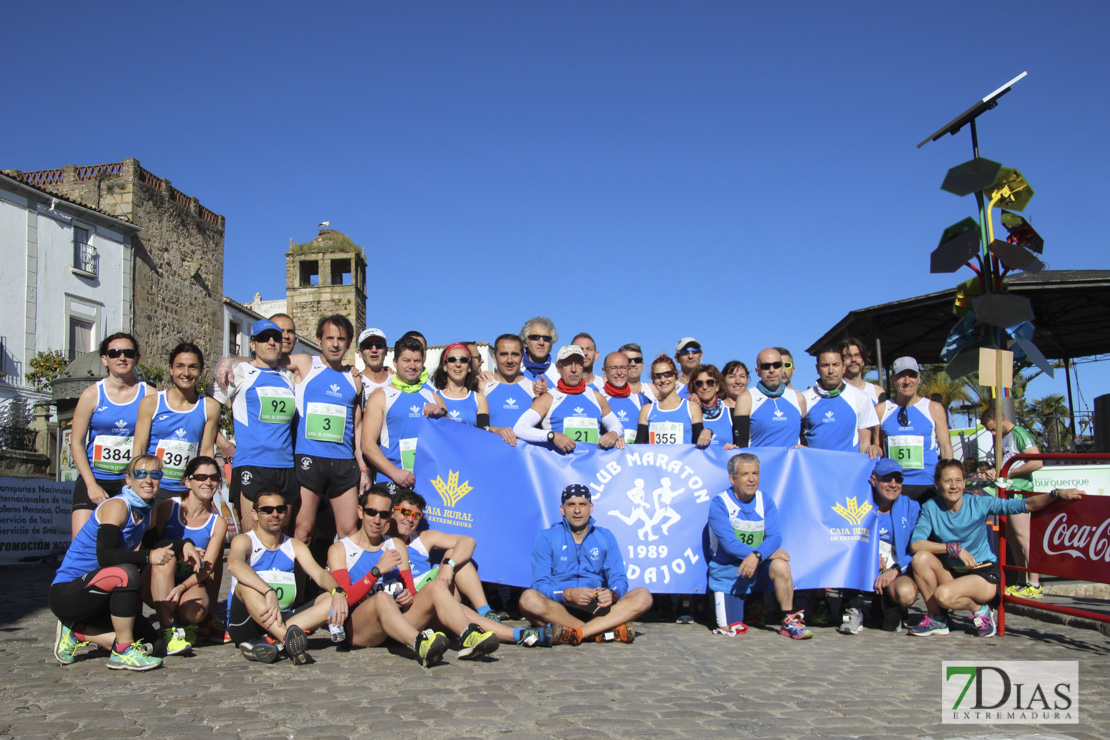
left=0, top=195, right=29, bottom=386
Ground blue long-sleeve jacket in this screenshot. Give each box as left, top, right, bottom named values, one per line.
left=707, top=489, right=783, bottom=566
left=877, top=493, right=921, bottom=573
left=530, top=516, right=628, bottom=603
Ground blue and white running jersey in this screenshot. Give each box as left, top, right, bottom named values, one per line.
left=701, top=404, right=733, bottom=447
left=230, top=363, right=296, bottom=468
left=295, top=357, right=358, bottom=459
left=379, top=386, right=438, bottom=471
left=160, top=497, right=218, bottom=551
left=646, top=401, right=694, bottom=445
left=802, top=383, right=879, bottom=453
left=880, top=397, right=940, bottom=486
left=53, top=493, right=151, bottom=585
left=483, top=378, right=535, bottom=429
left=747, top=387, right=804, bottom=448
left=340, top=536, right=402, bottom=601
left=677, top=380, right=692, bottom=400
left=146, top=391, right=208, bottom=491
left=229, top=530, right=299, bottom=613
left=436, top=390, right=479, bottom=427
left=546, top=389, right=604, bottom=445
left=604, top=393, right=647, bottom=444
left=86, top=380, right=149, bottom=481
left=520, top=362, right=559, bottom=386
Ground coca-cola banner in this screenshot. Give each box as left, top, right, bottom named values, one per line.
left=1030, top=496, right=1110, bottom=585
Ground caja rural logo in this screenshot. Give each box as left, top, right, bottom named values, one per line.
left=830, top=497, right=873, bottom=544
left=585, top=448, right=712, bottom=586
left=426, top=470, right=474, bottom=529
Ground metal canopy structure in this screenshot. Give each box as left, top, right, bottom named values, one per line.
left=806, top=270, right=1110, bottom=364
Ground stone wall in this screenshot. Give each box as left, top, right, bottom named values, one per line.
left=14, top=159, right=226, bottom=371
left=286, top=245, right=366, bottom=366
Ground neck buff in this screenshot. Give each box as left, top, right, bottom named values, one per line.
left=392, top=372, right=425, bottom=394
left=522, top=352, right=551, bottom=378
left=700, top=397, right=725, bottom=420
left=756, top=380, right=785, bottom=398
left=120, top=485, right=153, bottom=516
left=813, top=380, right=845, bottom=398
left=604, top=381, right=630, bottom=398
left=557, top=379, right=587, bottom=394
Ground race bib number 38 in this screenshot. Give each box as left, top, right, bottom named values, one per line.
left=305, top=402, right=345, bottom=442
left=256, top=387, right=295, bottom=424
left=92, top=435, right=133, bottom=473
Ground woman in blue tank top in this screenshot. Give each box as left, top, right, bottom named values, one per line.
left=69, top=332, right=155, bottom=539
left=133, top=342, right=220, bottom=495
left=432, top=343, right=491, bottom=430
left=146, top=456, right=228, bottom=651
left=689, top=364, right=736, bottom=448
left=635, top=356, right=711, bottom=446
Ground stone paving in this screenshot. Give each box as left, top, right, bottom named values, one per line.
left=2, top=564, right=1108, bottom=739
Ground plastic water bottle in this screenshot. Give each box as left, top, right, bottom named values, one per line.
left=328, top=611, right=345, bottom=643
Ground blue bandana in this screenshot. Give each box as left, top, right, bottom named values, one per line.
left=119, top=485, right=154, bottom=516
left=756, top=381, right=785, bottom=399
left=522, top=352, right=551, bottom=379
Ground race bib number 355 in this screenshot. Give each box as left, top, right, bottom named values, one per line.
left=649, top=421, right=684, bottom=445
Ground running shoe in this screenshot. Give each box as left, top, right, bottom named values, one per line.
left=458, top=624, right=500, bottom=659
left=908, top=615, right=950, bottom=637
left=53, top=621, right=88, bottom=665
left=837, top=607, right=864, bottom=635
left=1017, top=584, right=1044, bottom=600
left=484, top=611, right=503, bottom=624
left=107, top=642, right=163, bottom=671
left=163, top=627, right=192, bottom=656
left=516, top=623, right=558, bottom=647
left=972, top=609, right=997, bottom=638
left=197, top=612, right=230, bottom=644
left=594, top=622, right=635, bottom=643
left=239, top=638, right=280, bottom=664
left=712, top=622, right=748, bottom=637
left=1004, top=583, right=1025, bottom=597
left=810, top=599, right=832, bottom=627
left=745, top=600, right=765, bottom=627
left=779, top=611, right=812, bottom=640
left=284, top=625, right=310, bottom=666
left=414, top=629, right=449, bottom=667
left=881, top=605, right=904, bottom=633
left=182, top=624, right=199, bottom=648
left=552, top=625, right=582, bottom=646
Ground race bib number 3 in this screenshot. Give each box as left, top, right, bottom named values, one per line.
left=92, top=435, right=133, bottom=473
left=649, top=421, right=683, bottom=445
left=257, top=387, right=295, bottom=424
left=155, top=439, right=198, bottom=480
left=305, top=402, right=346, bottom=442
left=563, top=417, right=599, bottom=444
left=400, top=438, right=417, bottom=472
left=258, top=570, right=297, bottom=610
left=887, top=435, right=924, bottom=470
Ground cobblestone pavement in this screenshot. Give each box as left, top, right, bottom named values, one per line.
left=2, top=565, right=1107, bottom=739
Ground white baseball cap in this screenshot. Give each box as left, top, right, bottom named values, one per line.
left=675, top=337, right=701, bottom=352
left=557, top=345, right=586, bottom=362
left=358, top=328, right=387, bottom=346
left=892, top=356, right=920, bottom=375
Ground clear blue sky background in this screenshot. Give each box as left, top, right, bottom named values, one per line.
left=4, top=2, right=1107, bottom=425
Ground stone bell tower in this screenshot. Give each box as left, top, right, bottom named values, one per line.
left=285, top=228, right=366, bottom=364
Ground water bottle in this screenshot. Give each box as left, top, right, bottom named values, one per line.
left=328, top=611, right=346, bottom=643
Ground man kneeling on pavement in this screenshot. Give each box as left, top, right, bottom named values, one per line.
left=519, top=484, right=652, bottom=644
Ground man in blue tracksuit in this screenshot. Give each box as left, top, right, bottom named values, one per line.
left=519, top=484, right=653, bottom=645
left=838, top=458, right=921, bottom=634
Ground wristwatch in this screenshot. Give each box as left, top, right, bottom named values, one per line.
left=752, top=551, right=763, bottom=562
left=547, top=431, right=556, bottom=443
left=370, top=566, right=382, bottom=578
left=330, top=587, right=347, bottom=599
left=443, top=558, right=456, bottom=569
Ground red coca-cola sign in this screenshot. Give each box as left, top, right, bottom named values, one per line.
left=1029, top=496, right=1110, bottom=585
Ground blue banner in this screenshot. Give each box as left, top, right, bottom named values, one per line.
left=413, top=419, right=878, bottom=594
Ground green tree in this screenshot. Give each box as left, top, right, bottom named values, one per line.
left=1028, top=393, right=1071, bottom=451
left=24, top=349, right=68, bottom=392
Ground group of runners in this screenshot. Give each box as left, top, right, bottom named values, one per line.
left=49, top=315, right=1085, bottom=670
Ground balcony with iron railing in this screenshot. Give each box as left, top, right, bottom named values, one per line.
left=74, top=241, right=99, bottom=276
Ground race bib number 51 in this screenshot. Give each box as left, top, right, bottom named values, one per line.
left=887, top=435, right=924, bottom=470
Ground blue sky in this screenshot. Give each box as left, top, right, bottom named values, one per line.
left=4, top=2, right=1107, bottom=422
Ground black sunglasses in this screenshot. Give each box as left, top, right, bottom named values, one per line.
left=626, top=357, right=644, bottom=364
left=131, top=469, right=164, bottom=480
left=253, top=332, right=282, bottom=344
left=256, top=505, right=289, bottom=515
left=106, top=348, right=138, bottom=359
left=897, top=406, right=910, bottom=427
left=880, top=473, right=904, bottom=484
left=694, top=379, right=717, bottom=388
left=758, top=361, right=784, bottom=371
left=362, top=506, right=391, bottom=519
left=188, top=473, right=220, bottom=482
left=360, top=341, right=387, bottom=350
left=527, top=334, right=553, bottom=342
left=652, top=370, right=677, bottom=380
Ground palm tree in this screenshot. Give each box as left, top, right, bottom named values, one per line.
left=1028, top=394, right=1071, bottom=451
left=921, top=367, right=972, bottom=413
